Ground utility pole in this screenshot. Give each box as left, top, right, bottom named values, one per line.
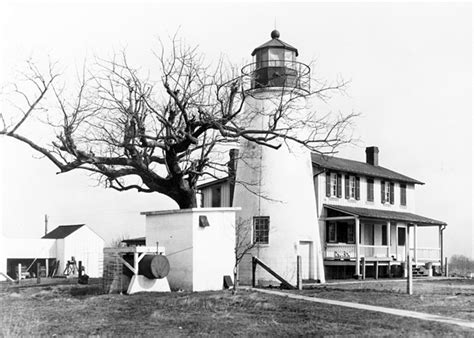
left=44, top=214, right=48, bottom=236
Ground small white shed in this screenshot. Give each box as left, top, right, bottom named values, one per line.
left=42, top=224, right=104, bottom=278
left=0, top=224, right=104, bottom=281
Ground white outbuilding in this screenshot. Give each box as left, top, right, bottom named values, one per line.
left=0, top=224, right=104, bottom=281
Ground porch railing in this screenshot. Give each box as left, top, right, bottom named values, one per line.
left=325, top=244, right=441, bottom=262
left=360, top=245, right=390, bottom=258
left=325, top=243, right=356, bottom=259
left=325, top=244, right=390, bottom=259
left=410, top=247, right=441, bottom=262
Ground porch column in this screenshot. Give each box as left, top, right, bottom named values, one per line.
left=386, top=221, right=391, bottom=258
left=404, top=225, right=410, bottom=277
left=355, top=217, right=360, bottom=276
left=413, top=224, right=418, bottom=266
left=439, top=225, right=444, bottom=272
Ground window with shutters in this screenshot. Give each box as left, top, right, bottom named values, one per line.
left=350, top=176, right=356, bottom=198
left=367, top=178, right=374, bottom=202
left=326, top=172, right=342, bottom=198
left=381, top=181, right=394, bottom=205
left=331, top=173, right=337, bottom=197
left=344, top=175, right=360, bottom=200
left=253, top=216, right=270, bottom=244
left=400, top=184, right=407, bottom=206
left=326, top=221, right=355, bottom=243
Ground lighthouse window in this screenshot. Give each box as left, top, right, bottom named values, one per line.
left=253, top=216, right=270, bottom=244
left=268, top=49, right=284, bottom=67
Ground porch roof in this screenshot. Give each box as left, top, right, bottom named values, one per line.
left=324, top=204, right=446, bottom=226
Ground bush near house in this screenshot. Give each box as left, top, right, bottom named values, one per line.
left=449, top=255, right=474, bottom=277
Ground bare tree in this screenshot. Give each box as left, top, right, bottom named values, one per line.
left=233, top=217, right=258, bottom=294
left=0, top=37, right=357, bottom=209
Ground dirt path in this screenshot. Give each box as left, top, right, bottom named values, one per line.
left=254, top=288, right=474, bottom=330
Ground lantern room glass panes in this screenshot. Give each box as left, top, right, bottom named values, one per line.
left=268, top=49, right=284, bottom=67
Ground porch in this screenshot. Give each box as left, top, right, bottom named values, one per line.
left=322, top=204, right=447, bottom=278
left=324, top=243, right=442, bottom=264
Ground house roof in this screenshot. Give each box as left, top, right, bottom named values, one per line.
left=311, top=153, right=424, bottom=185
left=42, top=224, right=85, bottom=239
left=121, top=237, right=146, bottom=246
left=197, top=176, right=230, bottom=190
left=324, top=204, right=446, bottom=226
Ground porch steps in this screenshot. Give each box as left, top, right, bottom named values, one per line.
left=412, top=266, right=427, bottom=277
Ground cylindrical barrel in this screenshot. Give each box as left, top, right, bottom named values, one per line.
left=123, top=254, right=170, bottom=279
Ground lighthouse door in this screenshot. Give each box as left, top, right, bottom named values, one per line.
left=298, top=241, right=313, bottom=280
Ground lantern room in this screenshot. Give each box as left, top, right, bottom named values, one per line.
left=242, top=30, right=310, bottom=91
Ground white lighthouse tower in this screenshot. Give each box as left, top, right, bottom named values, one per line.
left=234, top=30, right=325, bottom=286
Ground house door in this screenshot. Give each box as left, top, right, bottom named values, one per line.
left=298, top=241, right=313, bottom=280
left=397, top=226, right=406, bottom=261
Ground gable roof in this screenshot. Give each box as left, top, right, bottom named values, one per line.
left=324, top=204, right=446, bottom=226
left=311, top=153, right=423, bottom=185
left=42, top=224, right=85, bottom=239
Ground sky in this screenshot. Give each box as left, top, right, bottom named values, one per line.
left=0, top=2, right=472, bottom=257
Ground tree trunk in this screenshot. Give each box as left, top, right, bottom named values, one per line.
left=169, top=186, right=197, bottom=209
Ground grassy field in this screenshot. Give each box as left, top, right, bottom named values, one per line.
left=294, top=278, right=474, bottom=321
left=0, top=279, right=473, bottom=336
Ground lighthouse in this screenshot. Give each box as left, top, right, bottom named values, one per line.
left=234, top=30, right=325, bottom=285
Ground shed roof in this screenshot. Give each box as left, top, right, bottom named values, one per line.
left=311, top=153, right=423, bottom=185
left=42, top=224, right=85, bottom=239
left=121, top=237, right=146, bottom=246
left=324, top=204, right=446, bottom=226
left=197, top=176, right=230, bottom=189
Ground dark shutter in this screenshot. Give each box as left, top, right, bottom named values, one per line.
left=336, top=174, right=342, bottom=198
left=382, top=225, right=387, bottom=245
left=400, top=184, right=407, bottom=206
left=326, top=172, right=331, bottom=197
left=367, top=178, right=374, bottom=202
left=389, top=182, right=395, bottom=204
left=344, top=175, right=350, bottom=199
left=355, top=177, right=360, bottom=200
left=381, top=181, right=385, bottom=203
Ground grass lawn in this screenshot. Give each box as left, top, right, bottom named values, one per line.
left=293, top=278, right=474, bottom=321
left=1, top=279, right=473, bottom=336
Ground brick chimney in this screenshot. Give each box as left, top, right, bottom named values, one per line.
left=228, top=149, right=239, bottom=206
left=365, top=146, right=379, bottom=166
left=228, top=149, right=239, bottom=177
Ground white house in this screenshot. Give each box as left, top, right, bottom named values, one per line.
left=0, top=224, right=104, bottom=281
left=198, top=30, right=446, bottom=286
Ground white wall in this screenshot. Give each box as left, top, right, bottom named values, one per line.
left=233, top=91, right=325, bottom=286
left=145, top=210, right=194, bottom=290
left=192, top=210, right=235, bottom=291
left=316, top=173, right=416, bottom=215
left=61, top=226, right=104, bottom=277
left=145, top=208, right=237, bottom=291
left=0, top=237, right=56, bottom=281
